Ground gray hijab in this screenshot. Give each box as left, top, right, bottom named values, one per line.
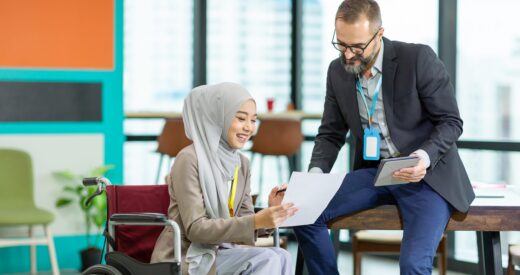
left=182, top=82, right=254, bottom=274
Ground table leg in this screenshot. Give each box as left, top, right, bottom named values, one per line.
left=477, top=231, right=503, bottom=275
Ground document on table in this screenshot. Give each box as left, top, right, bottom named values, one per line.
left=472, top=187, right=520, bottom=207
left=280, top=172, right=346, bottom=227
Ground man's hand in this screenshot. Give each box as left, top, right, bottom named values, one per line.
left=393, top=158, right=427, bottom=183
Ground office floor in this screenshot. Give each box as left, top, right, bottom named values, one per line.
left=284, top=241, right=471, bottom=275
left=7, top=241, right=471, bottom=275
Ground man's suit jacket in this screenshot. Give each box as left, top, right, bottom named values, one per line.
left=150, top=144, right=257, bottom=275
left=309, top=37, right=475, bottom=212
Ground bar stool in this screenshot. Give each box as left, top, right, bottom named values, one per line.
left=155, top=118, right=192, bottom=184
left=508, top=244, right=520, bottom=275
left=250, top=118, right=303, bottom=196
left=352, top=230, right=447, bottom=275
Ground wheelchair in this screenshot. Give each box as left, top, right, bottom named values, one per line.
left=80, top=177, right=182, bottom=275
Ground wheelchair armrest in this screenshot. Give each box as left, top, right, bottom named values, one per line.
left=110, top=213, right=168, bottom=223
left=107, top=213, right=182, bottom=264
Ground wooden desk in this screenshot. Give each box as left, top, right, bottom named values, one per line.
left=295, top=204, right=520, bottom=275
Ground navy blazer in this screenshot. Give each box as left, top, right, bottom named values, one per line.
left=310, top=37, right=475, bottom=212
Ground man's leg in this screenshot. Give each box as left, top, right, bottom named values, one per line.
left=390, top=182, right=452, bottom=275
left=293, top=168, right=395, bottom=275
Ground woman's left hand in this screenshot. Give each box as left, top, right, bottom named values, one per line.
left=268, top=183, right=288, bottom=207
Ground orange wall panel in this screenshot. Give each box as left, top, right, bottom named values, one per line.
left=0, top=0, right=114, bottom=70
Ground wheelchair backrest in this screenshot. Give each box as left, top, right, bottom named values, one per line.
left=106, top=184, right=170, bottom=263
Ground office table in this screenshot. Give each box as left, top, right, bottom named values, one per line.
left=125, top=111, right=322, bottom=120
left=295, top=191, right=520, bottom=275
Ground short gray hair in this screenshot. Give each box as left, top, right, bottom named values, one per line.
left=336, top=0, right=382, bottom=32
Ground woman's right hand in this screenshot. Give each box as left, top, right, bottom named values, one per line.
left=254, top=203, right=298, bottom=229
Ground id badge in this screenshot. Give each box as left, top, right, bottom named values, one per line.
left=363, top=127, right=380, bottom=160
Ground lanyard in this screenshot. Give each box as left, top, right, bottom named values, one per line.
left=356, top=76, right=382, bottom=129
left=228, top=166, right=239, bottom=217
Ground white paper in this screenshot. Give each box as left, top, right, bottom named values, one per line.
left=280, top=172, right=346, bottom=227
left=471, top=187, right=520, bottom=207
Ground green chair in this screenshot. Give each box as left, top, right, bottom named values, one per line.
left=0, top=149, right=59, bottom=275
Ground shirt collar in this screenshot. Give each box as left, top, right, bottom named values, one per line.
left=371, top=39, right=384, bottom=76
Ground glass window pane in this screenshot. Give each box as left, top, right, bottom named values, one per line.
left=124, top=0, right=193, bottom=184
left=457, top=0, right=520, bottom=141
left=207, top=0, right=292, bottom=113
left=207, top=0, right=292, bottom=204
left=124, top=0, right=193, bottom=112
left=302, top=0, right=438, bottom=117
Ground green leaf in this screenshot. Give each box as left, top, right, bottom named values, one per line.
left=56, top=198, right=73, bottom=207
left=53, top=171, right=78, bottom=181
left=63, top=186, right=77, bottom=193
left=92, top=194, right=107, bottom=210
left=89, top=164, right=115, bottom=177
left=75, top=185, right=84, bottom=195
left=92, top=212, right=106, bottom=228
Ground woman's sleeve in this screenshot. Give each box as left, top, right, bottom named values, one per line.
left=172, top=151, right=256, bottom=245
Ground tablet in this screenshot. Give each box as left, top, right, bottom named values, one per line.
left=374, top=156, right=420, bottom=186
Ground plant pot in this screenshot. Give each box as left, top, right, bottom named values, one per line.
left=80, top=247, right=102, bottom=271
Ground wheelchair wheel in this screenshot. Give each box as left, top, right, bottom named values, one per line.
left=82, top=264, right=123, bottom=275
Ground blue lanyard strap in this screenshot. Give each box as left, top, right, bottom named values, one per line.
left=356, top=76, right=382, bottom=129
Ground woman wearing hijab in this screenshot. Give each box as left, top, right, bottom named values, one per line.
left=150, top=82, right=297, bottom=275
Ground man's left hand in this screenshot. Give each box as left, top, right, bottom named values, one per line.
left=393, top=158, right=427, bottom=183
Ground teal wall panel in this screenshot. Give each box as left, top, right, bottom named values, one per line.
left=0, top=0, right=124, bottom=273
left=0, top=234, right=104, bottom=274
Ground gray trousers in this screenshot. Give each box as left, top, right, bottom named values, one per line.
left=216, top=246, right=292, bottom=275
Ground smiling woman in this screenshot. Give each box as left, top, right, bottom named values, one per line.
left=150, top=82, right=297, bottom=275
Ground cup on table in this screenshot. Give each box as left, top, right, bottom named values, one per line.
left=267, top=98, right=275, bottom=112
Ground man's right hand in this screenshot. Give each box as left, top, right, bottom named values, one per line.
left=254, top=203, right=298, bottom=229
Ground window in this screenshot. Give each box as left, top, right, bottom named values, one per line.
left=456, top=0, right=520, bottom=263
left=124, top=0, right=193, bottom=184
left=301, top=0, right=438, bottom=115
left=206, top=0, right=292, bottom=204
left=207, top=0, right=292, bottom=113
left=457, top=0, right=520, bottom=141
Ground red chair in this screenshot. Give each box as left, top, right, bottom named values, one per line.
left=81, top=178, right=181, bottom=275
left=105, top=184, right=170, bottom=263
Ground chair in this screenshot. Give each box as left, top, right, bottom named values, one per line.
left=105, top=184, right=171, bottom=263
left=508, top=244, right=520, bottom=275
left=250, top=118, right=303, bottom=196
left=0, top=149, right=59, bottom=275
left=81, top=180, right=182, bottom=275
left=155, top=118, right=192, bottom=184
left=352, top=230, right=447, bottom=275
left=81, top=183, right=280, bottom=275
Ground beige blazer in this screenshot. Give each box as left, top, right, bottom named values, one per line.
left=150, top=144, right=257, bottom=274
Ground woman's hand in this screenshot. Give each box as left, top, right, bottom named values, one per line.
left=254, top=203, right=298, bottom=229
left=268, top=183, right=288, bottom=207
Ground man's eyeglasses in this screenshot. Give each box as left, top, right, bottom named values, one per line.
left=331, top=28, right=381, bottom=55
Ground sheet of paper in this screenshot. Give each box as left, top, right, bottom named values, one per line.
left=471, top=187, right=520, bottom=207
left=280, top=172, right=346, bottom=227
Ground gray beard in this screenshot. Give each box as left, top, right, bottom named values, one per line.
left=341, top=48, right=378, bottom=75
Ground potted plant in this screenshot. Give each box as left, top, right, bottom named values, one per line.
left=54, top=165, right=114, bottom=271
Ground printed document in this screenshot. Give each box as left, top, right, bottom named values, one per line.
left=280, top=172, right=345, bottom=227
